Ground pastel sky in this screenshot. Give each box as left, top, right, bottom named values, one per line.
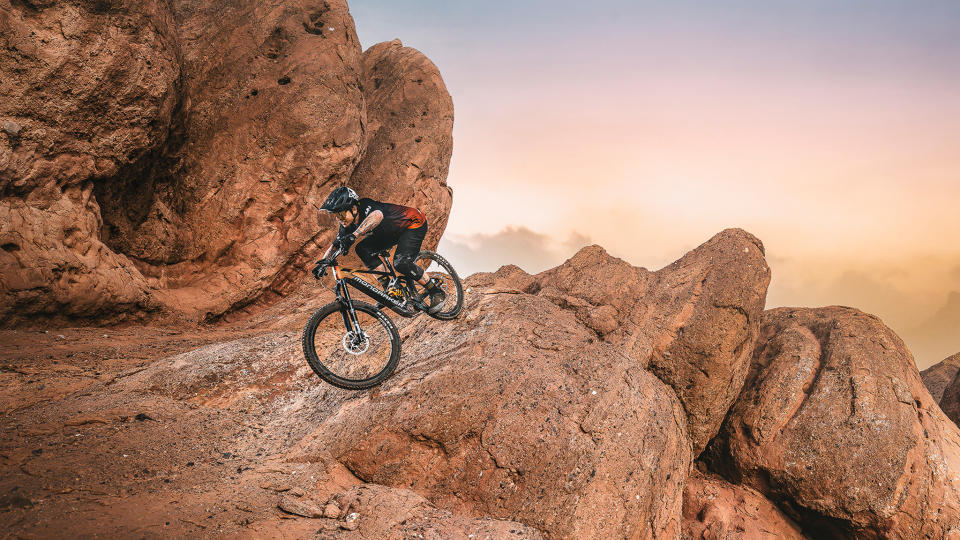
left=349, top=1, right=960, bottom=368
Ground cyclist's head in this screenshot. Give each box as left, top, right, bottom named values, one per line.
left=335, top=206, right=357, bottom=226
left=320, top=186, right=359, bottom=214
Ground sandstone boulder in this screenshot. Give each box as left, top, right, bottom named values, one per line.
left=0, top=0, right=180, bottom=193
left=532, top=229, right=771, bottom=454
left=291, top=289, right=691, bottom=539
left=349, top=39, right=454, bottom=252
left=123, top=0, right=368, bottom=317
left=682, top=469, right=806, bottom=540
left=1, top=0, right=180, bottom=323
left=1, top=1, right=456, bottom=325
left=707, top=307, right=960, bottom=538
left=921, top=352, right=960, bottom=402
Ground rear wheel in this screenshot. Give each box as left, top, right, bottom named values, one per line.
left=412, top=250, right=464, bottom=320
left=302, top=301, right=400, bottom=390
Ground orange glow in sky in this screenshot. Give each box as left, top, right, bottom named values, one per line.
left=351, top=1, right=960, bottom=368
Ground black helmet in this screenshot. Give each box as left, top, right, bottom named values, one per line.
left=320, top=186, right=359, bottom=213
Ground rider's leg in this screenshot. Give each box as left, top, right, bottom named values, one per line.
left=393, top=223, right=444, bottom=311
left=355, top=237, right=391, bottom=274
left=392, top=222, right=428, bottom=283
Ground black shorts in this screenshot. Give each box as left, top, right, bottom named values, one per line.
left=354, top=222, right=428, bottom=280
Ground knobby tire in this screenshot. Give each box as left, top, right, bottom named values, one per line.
left=414, top=250, right=464, bottom=320
left=301, top=300, right=400, bottom=390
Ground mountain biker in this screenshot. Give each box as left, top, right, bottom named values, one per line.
left=316, top=186, right=446, bottom=313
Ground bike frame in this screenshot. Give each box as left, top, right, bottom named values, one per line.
left=327, top=253, right=423, bottom=333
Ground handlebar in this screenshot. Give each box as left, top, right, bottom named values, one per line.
left=312, top=245, right=344, bottom=279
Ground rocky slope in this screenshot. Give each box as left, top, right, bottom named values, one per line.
left=0, top=0, right=453, bottom=325
left=5, top=228, right=958, bottom=538
left=5, top=1, right=960, bottom=538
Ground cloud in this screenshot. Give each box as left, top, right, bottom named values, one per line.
left=438, top=226, right=591, bottom=277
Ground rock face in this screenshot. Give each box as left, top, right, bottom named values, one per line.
left=1, top=0, right=180, bottom=322
left=349, top=39, right=454, bottom=252
left=329, top=484, right=544, bottom=539
left=707, top=307, right=960, bottom=538
left=117, top=0, right=368, bottom=317
left=0, top=1, right=454, bottom=325
left=292, top=289, right=692, bottom=539
left=682, top=469, right=806, bottom=540
left=921, top=352, right=960, bottom=403
left=531, top=228, right=771, bottom=455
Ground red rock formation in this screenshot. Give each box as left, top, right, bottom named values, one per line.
left=707, top=307, right=960, bottom=538
left=349, top=39, right=454, bottom=252
left=329, top=484, right=544, bottom=538
left=0, top=0, right=180, bottom=322
left=0, top=1, right=455, bottom=325
left=290, top=288, right=691, bottom=539
left=683, top=469, right=806, bottom=539
left=9, top=229, right=960, bottom=538
left=532, top=229, right=771, bottom=455
left=922, top=352, right=960, bottom=403
left=126, top=0, right=369, bottom=318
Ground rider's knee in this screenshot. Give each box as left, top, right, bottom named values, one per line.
left=394, top=257, right=424, bottom=280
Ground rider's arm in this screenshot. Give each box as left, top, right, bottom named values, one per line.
left=321, top=224, right=348, bottom=260
left=353, top=210, right=384, bottom=240
left=320, top=243, right=335, bottom=260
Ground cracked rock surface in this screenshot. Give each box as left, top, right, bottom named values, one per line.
left=0, top=0, right=453, bottom=325
left=522, top=228, right=771, bottom=455
left=705, top=306, right=960, bottom=538
left=4, top=230, right=960, bottom=538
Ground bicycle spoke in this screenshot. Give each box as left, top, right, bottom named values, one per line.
left=308, top=306, right=395, bottom=383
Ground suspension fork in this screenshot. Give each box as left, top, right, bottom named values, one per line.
left=333, top=268, right=361, bottom=333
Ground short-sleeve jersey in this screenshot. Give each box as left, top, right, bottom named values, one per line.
left=338, top=198, right=426, bottom=240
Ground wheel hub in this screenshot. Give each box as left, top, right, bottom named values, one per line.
left=342, top=330, right=370, bottom=355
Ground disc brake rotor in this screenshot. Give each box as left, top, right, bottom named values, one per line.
left=341, top=330, right=370, bottom=355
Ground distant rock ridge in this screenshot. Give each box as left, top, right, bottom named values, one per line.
left=922, top=352, right=960, bottom=403
left=0, top=0, right=453, bottom=325
left=938, top=357, right=960, bottom=426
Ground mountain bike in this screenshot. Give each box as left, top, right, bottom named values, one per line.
left=301, top=246, right=463, bottom=390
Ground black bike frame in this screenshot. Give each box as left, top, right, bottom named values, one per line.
left=328, top=254, right=423, bottom=331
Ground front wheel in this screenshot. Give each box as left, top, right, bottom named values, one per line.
left=302, top=301, right=400, bottom=390
left=413, top=250, right=464, bottom=320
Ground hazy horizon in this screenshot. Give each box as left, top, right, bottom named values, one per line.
left=350, top=1, right=960, bottom=369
